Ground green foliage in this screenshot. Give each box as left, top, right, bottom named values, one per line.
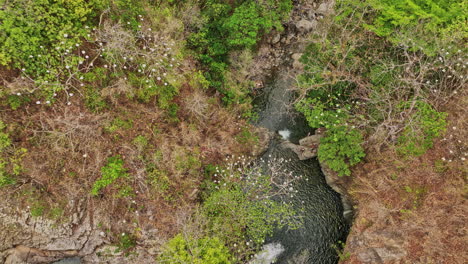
left=0, top=0, right=105, bottom=95
left=105, top=118, right=133, bottom=133
left=0, top=121, right=26, bottom=188
left=30, top=202, right=46, bottom=217
left=146, top=163, right=170, bottom=194
left=397, top=101, right=447, bottom=156
left=159, top=234, right=232, bottom=264
left=116, top=232, right=137, bottom=255
left=364, top=0, right=467, bottom=54
left=203, top=184, right=297, bottom=245
left=296, top=0, right=461, bottom=167
left=133, top=135, right=149, bottom=150
left=235, top=126, right=259, bottom=145
left=201, top=158, right=302, bottom=258
left=91, top=155, right=128, bottom=196
left=0, top=121, right=12, bottom=151
left=161, top=157, right=302, bottom=261
left=296, top=98, right=365, bottom=176
left=111, top=0, right=145, bottom=30
left=188, top=0, right=293, bottom=103
left=6, top=95, right=31, bottom=110
left=402, top=184, right=427, bottom=210
left=318, top=126, right=365, bottom=176
left=174, top=147, right=202, bottom=177
left=84, top=86, right=107, bottom=113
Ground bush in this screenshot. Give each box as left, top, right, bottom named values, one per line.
left=363, top=0, right=466, bottom=54
left=91, top=155, right=128, bottom=196
left=318, top=126, right=365, bottom=176
left=296, top=97, right=365, bottom=176
left=200, top=156, right=302, bottom=260
left=159, top=234, right=231, bottom=264
left=0, top=121, right=26, bottom=188
left=0, top=0, right=105, bottom=95
left=188, top=0, right=293, bottom=103
left=0, top=121, right=11, bottom=151
left=397, top=101, right=447, bottom=156
left=295, top=0, right=463, bottom=162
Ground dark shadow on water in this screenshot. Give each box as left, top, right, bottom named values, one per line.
left=254, top=74, right=350, bottom=264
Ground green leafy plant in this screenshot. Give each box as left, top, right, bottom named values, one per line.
left=318, top=126, right=365, bottom=176
left=363, top=0, right=466, bottom=54
left=188, top=0, right=293, bottom=103
left=6, top=95, right=31, bottom=110
left=0, top=0, right=105, bottom=96
left=159, top=234, right=232, bottom=264
left=133, top=135, right=148, bottom=150
left=200, top=156, right=303, bottom=260
left=84, top=86, right=107, bottom=113
left=30, top=202, right=46, bottom=217
left=397, top=101, right=447, bottom=157
left=104, top=118, right=133, bottom=133
left=0, top=121, right=11, bottom=151
left=296, top=98, right=365, bottom=176
left=91, top=155, right=128, bottom=196
left=116, top=232, right=137, bottom=255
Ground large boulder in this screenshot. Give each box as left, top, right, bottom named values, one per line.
left=281, top=140, right=318, bottom=160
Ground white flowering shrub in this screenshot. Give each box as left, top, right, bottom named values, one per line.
left=200, top=155, right=303, bottom=261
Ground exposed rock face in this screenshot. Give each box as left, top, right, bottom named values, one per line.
left=251, top=127, right=274, bottom=157
left=280, top=132, right=322, bottom=160
left=3, top=246, right=78, bottom=264
left=248, top=1, right=335, bottom=83
left=281, top=140, right=318, bottom=160
left=295, top=19, right=318, bottom=33
left=0, top=198, right=163, bottom=264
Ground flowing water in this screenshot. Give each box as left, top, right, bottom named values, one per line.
left=253, top=73, right=350, bottom=264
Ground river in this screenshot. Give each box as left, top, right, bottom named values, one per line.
left=252, top=72, right=350, bottom=264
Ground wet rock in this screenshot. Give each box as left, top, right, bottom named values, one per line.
left=281, top=140, right=317, bottom=160
left=251, top=127, right=274, bottom=157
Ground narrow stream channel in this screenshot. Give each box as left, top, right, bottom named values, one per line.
left=253, top=73, right=350, bottom=264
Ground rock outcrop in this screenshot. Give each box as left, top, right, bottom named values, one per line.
left=280, top=132, right=322, bottom=160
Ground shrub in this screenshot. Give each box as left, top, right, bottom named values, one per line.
left=0, top=0, right=105, bottom=95
left=159, top=234, right=232, bottom=264
left=6, top=95, right=31, bottom=110
left=295, top=0, right=463, bottom=161
left=104, top=118, right=133, bottom=133
left=91, top=155, right=128, bottom=196
left=0, top=121, right=11, bottom=151
left=318, top=126, right=365, bottom=176
left=296, top=98, right=365, bottom=176
left=116, top=232, right=137, bottom=254
left=200, top=156, right=303, bottom=259
left=363, top=0, right=466, bottom=54
left=188, top=0, right=293, bottom=103
left=397, top=101, right=447, bottom=156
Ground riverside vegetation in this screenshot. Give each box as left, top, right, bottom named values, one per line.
left=0, top=0, right=466, bottom=263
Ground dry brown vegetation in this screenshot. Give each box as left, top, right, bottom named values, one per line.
left=342, top=92, right=467, bottom=263
left=0, top=79, right=257, bottom=240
